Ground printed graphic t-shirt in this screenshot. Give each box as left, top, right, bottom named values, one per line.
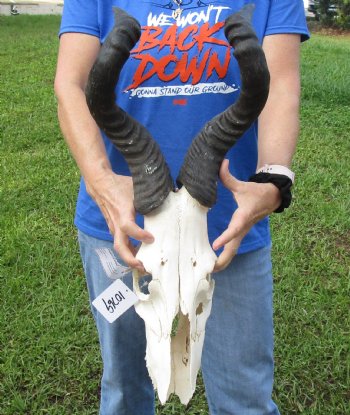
left=59, top=0, right=309, bottom=254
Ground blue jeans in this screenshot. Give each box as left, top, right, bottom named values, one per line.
left=78, top=230, right=280, bottom=415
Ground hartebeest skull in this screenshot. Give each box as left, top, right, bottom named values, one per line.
left=85, top=5, right=270, bottom=405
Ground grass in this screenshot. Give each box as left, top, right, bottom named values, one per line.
left=1, top=15, right=349, bottom=415
left=270, top=32, right=350, bottom=414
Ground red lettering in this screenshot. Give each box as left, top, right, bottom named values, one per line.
left=128, top=22, right=231, bottom=89
left=127, top=54, right=179, bottom=89
left=194, top=22, right=227, bottom=52
left=132, top=26, right=162, bottom=53
left=177, top=25, right=198, bottom=51
left=178, top=49, right=211, bottom=85
left=159, top=24, right=178, bottom=53
left=127, top=53, right=158, bottom=89
left=206, top=47, right=231, bottom=80
left=173, top=99, right=188, bottom=106
left=157, top=55, right=179, bottom=82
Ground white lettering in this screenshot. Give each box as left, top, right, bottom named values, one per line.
left=147, top=6, right=231, bottom=28
left=147, top=12, right=173, bottom=26
left=128, top=82, right=239, bottom=99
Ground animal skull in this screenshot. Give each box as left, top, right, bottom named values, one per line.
left=133, top=187, right=216, bottom=404
left=85, top=4, right=269, bottom=405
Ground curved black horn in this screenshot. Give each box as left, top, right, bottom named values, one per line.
left=85, top=7, right=174, bottom=215
left=177, top=4, right=270, bottom=208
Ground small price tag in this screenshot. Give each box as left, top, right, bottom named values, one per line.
left=92, top=279, right=139, bottom=323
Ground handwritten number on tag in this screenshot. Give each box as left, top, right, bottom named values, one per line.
left=103, top=290, right=126, bottom=314
left=92, top=279, right=139, bottom=323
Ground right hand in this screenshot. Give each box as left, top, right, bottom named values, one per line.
left=85, top=170, right=154, bottom=271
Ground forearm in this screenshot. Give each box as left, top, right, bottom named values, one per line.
left=257, top=83, right=300, bottom=169
left=257, top=34, right=301, bottom=170
left=56, top=84, right=112, bottom=184
left=54, top=33, right=112, bottom=186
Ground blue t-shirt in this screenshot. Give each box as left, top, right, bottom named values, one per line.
left=59, top=0, right=309, bottom=254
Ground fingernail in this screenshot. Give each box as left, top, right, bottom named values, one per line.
left=145, top=237, right=154, bottom=243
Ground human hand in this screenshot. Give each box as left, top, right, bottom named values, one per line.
left=85, top=170, right=154, bottom=271
left=213, top=159, right=281, bottom=272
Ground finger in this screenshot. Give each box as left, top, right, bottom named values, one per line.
left=114, top=232, right=145, bottom=271
left=212, top=209, right=248, bottom=250
left=219, top=159, right=241, bottom=192
left=119, top=220, right=154, bottom=244
left=213, top=240, right=239, bottom=272
left=127, top=240, right=138, bottom=257
left=127, top=240, right=148, bottom=274
left=133, top=243, right=142, bottom=255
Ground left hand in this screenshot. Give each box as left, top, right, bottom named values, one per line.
left=213, top=159, right=281, bottom=272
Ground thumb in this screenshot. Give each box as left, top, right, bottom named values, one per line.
left=219, top=159, right=241, bottom=192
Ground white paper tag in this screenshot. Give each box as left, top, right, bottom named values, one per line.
left=92, top=279, right=139, bottom=323
left=95, top=248, right=130, bottom=279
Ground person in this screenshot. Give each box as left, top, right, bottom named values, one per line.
left=54, top=1, right=309, bottom=414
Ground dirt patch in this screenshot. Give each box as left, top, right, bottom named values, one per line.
left=308, top=20, right=350, bottom=37
left=333, top=231, right=350, bottom=253
left=313, top=27, right=350, bottom=37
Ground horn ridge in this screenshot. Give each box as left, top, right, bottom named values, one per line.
left=177, top=4, right=270, bottom=208
left=85, top=7, right=174, bottom=215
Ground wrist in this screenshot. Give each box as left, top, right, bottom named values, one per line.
left=83, top=159, right=113, bottom=181
left=249, top=170, right=293, bottom=213
left=83, top=163, right=115, bottom=194
left=256, top=164, right=295, bottom=184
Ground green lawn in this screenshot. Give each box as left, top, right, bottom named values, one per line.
left=0, top=15, right=349, bottom=415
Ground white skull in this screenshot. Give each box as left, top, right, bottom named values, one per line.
left=133, top=186, right=216, bottom=404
